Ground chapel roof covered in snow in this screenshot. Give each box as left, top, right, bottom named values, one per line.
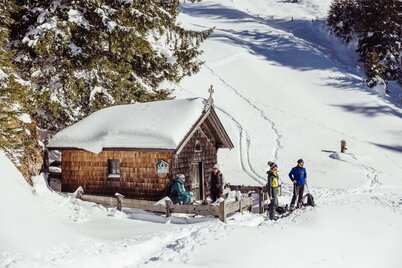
left=47, top=97, right=233, bottom=154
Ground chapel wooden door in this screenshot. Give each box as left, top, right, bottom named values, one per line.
left=190, top=162, right=204, bottom=200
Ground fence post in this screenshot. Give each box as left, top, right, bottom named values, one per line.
left=248, top=192, right=253, bottom=212
left=219, top=201, right=226, bottom=223
left=341, top=140, right=347, bottom=153
left=258, top=188, right=264, bottom=214
left=239, top=199, right=243, bottom=213
left=76, top=188, right=84, bottom=199
left=165, top=200, right=172, bottom=218
left=115, top=193, right=124, bottom=211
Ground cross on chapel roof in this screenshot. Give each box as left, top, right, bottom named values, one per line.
left=204, top=85, right=214, bottom=111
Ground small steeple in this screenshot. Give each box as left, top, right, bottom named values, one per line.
left=204, top=85, right=214, bottom=111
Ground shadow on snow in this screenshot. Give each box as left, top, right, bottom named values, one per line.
left=331, top=103, right=402, bottom=119
left=182, top=3, right=354, bottom=73
left=182, top=3, right=402, bottom=108
left=371, top=143, right=402, bottom=154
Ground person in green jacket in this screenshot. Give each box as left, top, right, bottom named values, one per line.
left=169, top=174, right=193, bottom=205
left=266, top=161, right=280, bottom=220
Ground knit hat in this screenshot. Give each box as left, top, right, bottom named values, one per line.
left=213, top=164, right=220, bottom=169
left=267, top=161, right=277, bottom=170
left=177, top=174, right=185, bottom=180
left=297, top=158, right=304, bottom=164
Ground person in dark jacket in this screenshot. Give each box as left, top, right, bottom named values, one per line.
left=266, top=161, right=280, bottom=220
left=289, top=158, right=307, bottom=210
left=169, top=174, right=193, bottom=204
left=208, top=164, right=225, bottom=202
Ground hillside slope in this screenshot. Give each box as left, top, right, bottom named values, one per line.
left=177, top=0, right=402, bottom=190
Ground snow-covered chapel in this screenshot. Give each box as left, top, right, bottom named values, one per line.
left=48, top=96, right=233, bottom=200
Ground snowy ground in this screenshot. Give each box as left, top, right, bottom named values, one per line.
left=1, top=0, right=402, bottom=267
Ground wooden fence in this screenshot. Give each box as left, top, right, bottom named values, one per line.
left=76, top=190, right=253, bottom=222
left=227, top=184, right=268, bottom=214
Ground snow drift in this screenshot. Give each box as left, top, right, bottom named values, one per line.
left=0, top=151, right=81, bottom=255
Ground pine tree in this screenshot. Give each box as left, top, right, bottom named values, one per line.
left=328, top=0, right=361, bottom=43
left=328, top=0, right=401, bottom=83
left=357, top=0, right=401, bottom=80
left=365, top=51, right=386, bottom=81
left=0, top=1, right=42, bottom=184
left=0, top=1, right=29, bottom=151
left=11, top=0, right=213, bottom=131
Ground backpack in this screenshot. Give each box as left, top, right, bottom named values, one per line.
left=276, top=206, right=287, bottom=214
left=303, top=193, right=315, bottom=207
left=165, top=180, right=174, bottom=197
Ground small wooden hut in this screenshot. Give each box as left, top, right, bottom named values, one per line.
left=47, top=91, right=233, bottom=201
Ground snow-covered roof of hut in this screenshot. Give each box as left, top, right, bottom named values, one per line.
left=48, top=98, right=214, bottom=154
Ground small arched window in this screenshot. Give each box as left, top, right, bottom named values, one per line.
left=194, top=139, right=202, bottom=152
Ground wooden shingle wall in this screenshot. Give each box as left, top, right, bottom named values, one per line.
left=172, top=124, right=218, bottom=195
left=61, top=150, right=173, bottom=200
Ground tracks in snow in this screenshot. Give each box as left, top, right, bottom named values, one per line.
left=203, top=63, right=283, bottom=163
left=215, top=106, right=265, bottom=185
left=144, top=222, right=233, bottom=265
left=175, top=83, right=266, bottom=184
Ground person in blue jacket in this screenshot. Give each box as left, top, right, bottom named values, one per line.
left=289, top=159, right=307, bottom=210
